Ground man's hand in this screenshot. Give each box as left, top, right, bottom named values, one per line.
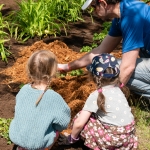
left=58, top=133, right=79, bottom=145
left=58, top=64, right=70, bottom=72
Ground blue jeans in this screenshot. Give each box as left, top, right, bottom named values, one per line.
left=117, top=49, right=150, bottom=98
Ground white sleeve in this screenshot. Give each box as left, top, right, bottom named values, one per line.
left=82, top=91, right=98, bottom=113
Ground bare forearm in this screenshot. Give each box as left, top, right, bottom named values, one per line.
left=119, top=66, right=134, bottom=85
left=69, top=47, right=100, bottom=70
left=119, top=50, right=139, bottom=84
left=71, top=111, right=92, bottom=139
left=69, top=35, right=122, bottom=70
left=71, top=123, right=83, bottom=139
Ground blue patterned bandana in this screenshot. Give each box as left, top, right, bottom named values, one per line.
left=87, top=53, right=120, bottom=78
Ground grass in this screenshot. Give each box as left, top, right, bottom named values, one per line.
left=129, top=94, right=150, bottom=149
left=137, top=120, right=150, bottom=149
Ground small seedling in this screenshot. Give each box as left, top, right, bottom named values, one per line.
left=80, top=46, right=92, bottom=52
left=19, top=83, right=24, bottom=89
left=0, top=118, right=12, bottom=144
left=70, top=69, right=83, bottom=76
left=80, top=21, right=112, bottom=53
left=59, top=73, right=66, bottom=78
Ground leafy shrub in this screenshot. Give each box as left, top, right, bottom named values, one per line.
left=80, top=46, right=93, bottom=52
left=80, top=21, right=111, bottom=52
left=93, top=22, right=111, bottom=42
left=0, top=118, right=12, bottom=144
left=143, top=0, right=150, bottom=3
left=0, top=5, right=11, bottom=62
left=6, top=0, right=85, bottom=42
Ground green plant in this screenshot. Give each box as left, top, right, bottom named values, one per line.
left=93, top=22, right=111, bottom=42
left=93, top=31, right=107, bottom=42
left=59, top=73, right=66, bottom=78
left=53, top=0, right=85, bottom=22
left=0, top=118, right=12, bottom=144
left=80, top=46, right=93, bottom=52
left=0, top=4, right=11, bottom=62
left=6, top=0, right=65, bottom=41
left=101, top=21, right=111, bottom=31
left=6, top=0, right=85, bottom=42
left=70, top=69, right=84, bottom=76
left=91, top=42, right=98, bottom=48
left=80, top=21, right=111, bottom=53
left=80, top=43, right=98, bottom=52
left=143, top=0, right=150, bottom=3
left=19, top=83, right=24, bottom=89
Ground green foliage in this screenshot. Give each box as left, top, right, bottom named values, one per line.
left=128, top=96, right=150, bottom=149
left=80, top=21, right=111, bottom=53
left=70, top=69, right=83, bottom=76
left=93, top=31, right=107, bottom=42
left=0, top=5, right=11, bottom=62
left=19, top=83, right=24, bottom=89
left=80, top=43, right=98, bottom=52
left=52, top=0, right=85, bottom=22
left=80, top=46, right=93, bottom=52
left=0, top=118, right=12, bottom=144
left=91, top=42, right=98, bottom=48
left=93, top=22, right=111, bottom=42
left=6, top=0, right=85, bottom=42
left=143, top=0, right=150, bottom=3
left=101, top=22, right=111, bottom=30
left=59, top=73, right=66, bottom=78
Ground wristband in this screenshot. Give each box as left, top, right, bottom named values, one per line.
left=71, top=135, right=79, bottom=141
left=68, top=63, right=71, bottom=71
left=120, top=83, right=124, bottom=88
left=68, top=134, right=79, bottom=143
left=97, top=88, right=102, bottom=93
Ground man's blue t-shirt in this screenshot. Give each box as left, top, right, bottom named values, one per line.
left=109, top=0, right=150, bottom=54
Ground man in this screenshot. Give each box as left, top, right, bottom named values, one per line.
left=58, top=0, right=150, bottom=98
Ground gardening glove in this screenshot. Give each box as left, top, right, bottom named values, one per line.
left=58, top=64, right=70, bottom=72
left=58, top=133, right=79, bottom=145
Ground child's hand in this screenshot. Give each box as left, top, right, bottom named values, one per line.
left=58, top=133, right=79, bottom=145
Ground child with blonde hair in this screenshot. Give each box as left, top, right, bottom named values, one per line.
left=59, top=53, right=137, bottom=150
left=9, top=50, right=71, bottom=150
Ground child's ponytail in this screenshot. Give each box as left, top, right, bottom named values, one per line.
left=97, top=88, right=106, bottom=113
left=119, top=83, right=130, bottom=99
left=35, top=76, right=51, bottom=106
left=95, top=76, right=106, bottom=113
left=35, top=86, right=48, bottom=106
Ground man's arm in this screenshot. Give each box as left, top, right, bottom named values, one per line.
left=69, top=35, right=122, bottom=70
left=119, top=49, right=139, bottom=85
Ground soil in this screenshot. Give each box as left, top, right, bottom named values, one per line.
left=0, top=0, right=122, bottom=150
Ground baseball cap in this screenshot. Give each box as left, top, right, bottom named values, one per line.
left=81, top=0, right=93, bottom=10
left=87, top=53, right=120, bottom=78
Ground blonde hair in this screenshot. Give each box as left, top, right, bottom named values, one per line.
left=27, top=50, right=58, bottom=106
left=90, top=67, right=130, bottom=113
